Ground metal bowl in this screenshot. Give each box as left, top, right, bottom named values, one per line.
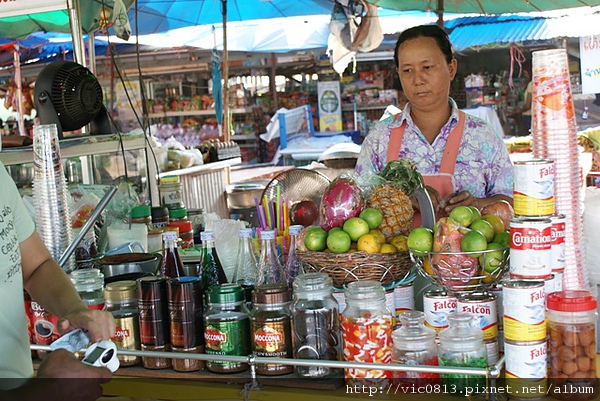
left=97, top=252, right=162, bottom=278
left=226, top=181, right=267, bottom=208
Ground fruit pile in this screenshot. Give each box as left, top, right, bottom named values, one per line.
left=407, top=201, right=513, bottom=288
left=301, top=208, right=409, bottom=254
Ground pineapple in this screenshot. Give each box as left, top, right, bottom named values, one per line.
left=366, top=159, right=424, bottom=240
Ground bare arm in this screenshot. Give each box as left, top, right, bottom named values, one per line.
left=21, top=231, right=115, bottom=342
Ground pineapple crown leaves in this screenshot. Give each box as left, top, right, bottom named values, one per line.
left=377, top=158, right=424, bottom=196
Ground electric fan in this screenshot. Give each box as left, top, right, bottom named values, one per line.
left=34, top=60, right=111, bottom=139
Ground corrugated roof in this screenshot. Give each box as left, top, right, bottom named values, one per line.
left=448, top=12, right=600, bottom=51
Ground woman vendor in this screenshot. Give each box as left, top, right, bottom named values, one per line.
left=355, top=25, right=513, bottom=217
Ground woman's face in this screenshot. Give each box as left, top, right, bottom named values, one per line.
left=396, top=36, right=457, bottom=112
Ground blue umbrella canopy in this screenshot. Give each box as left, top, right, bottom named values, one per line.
left=211, top=48, right=223, bottom=125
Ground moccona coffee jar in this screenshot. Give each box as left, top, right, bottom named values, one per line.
left=104, top=280, right=141, bottom=366
left=291, top=273, right=341, bottom=378
left=204, top=283, right=251, bottom=373
left=250, top=284, right=293, bottom=375
left=547, top=290, right=599, bottom=401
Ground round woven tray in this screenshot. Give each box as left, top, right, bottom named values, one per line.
left=297, top=250, right=413, bottom=288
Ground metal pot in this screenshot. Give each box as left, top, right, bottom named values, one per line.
left=226, top=181, right=268, bottom=208
left=97, top=252, right=162, bottom=278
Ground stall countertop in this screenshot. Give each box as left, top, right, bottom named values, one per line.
left=229, top=164, right=294, bottom=183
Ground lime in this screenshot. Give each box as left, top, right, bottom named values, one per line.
left=461, top=230, right=487, bottom=258
left=470, top=219, right=495, bottom=243
left=482, top=214, right=505, bottom=235
left=328, top=227, right=343, bottom=236
left=407, top=227, right=434, bottom=256
left=468, top=206, right=482, bottom=221
left=304, top=227, right=327, bottom=251
left=449, top=206, right=475, bottom=227
left=493, top=231, right=510, bottom=248
left=359, top=208, right=383, bottom=229
left=343, top=217, right=370, bottom=242
left=327, top=230, right=352, bottom=253
left=480, top=242, right=505, bottom=273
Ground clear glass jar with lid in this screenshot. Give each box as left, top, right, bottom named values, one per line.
left=159, top=175, right=183, bottom=210
left=437, top=312, right=487, bottom=395
left=69, top=268, right=105, bottom=310
left=341, top=280, right=393, bottom=385
left=392, top=310, right=438, bottom=387
left=104, top=280, right=141, bottom=366
left=291, top=272, right=340, bottom=378
left=547, top=290, right=598, bottom=401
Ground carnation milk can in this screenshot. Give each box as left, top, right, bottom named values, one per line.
left=509, top=217, right=552, bottom=279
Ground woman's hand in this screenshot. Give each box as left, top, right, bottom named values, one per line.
left=440, top=190, right=479, bottom=214
left=58, top=309, right=116, bottom=343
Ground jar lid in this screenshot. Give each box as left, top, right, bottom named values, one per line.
left=168, top=221, right=193, bottom=232
left=104, top=280, right=137, bottom=301
left=438, top=312, right=484, bottom=350
left=131, top=205, right=151, bottom=219
left=201, top=231, right=215, bottom=241
left=392, top=311, right=436, bottom=350
left=253, top=284, right=291, bottom=304
left=289, top=225, right=303, bottom=236
left=260, top=230, right=275, bottom=240
left=187, top=208, right=204, bottom=217
left=151, top=206, right=169, bottom=219
left=160, top=175, right=180, bottom=184
left=208, top=283, right=245, bottom=304
left=344, top=280, right=385, bottom=301
left=293, top=272, right=331, bottom=293
left=547, top=290, right=597, bottom=312
left=179, top=247, right=202, bottom=263
left=70, top=268, right=104, bottom=292
left=169, top=207, right=187, bottom=219
left=239, top=228, right=253, bottom=238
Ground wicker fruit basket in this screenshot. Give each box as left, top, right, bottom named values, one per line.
left=297, top=250, right=413, bottom=288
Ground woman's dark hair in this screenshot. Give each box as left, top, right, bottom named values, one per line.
left=393, top=25, right=454, bottom=67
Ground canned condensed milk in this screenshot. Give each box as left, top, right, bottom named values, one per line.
left=502, top=280, right=546, bottom=342
left=510, top=217, right=552, bottom=279
left=513, top=159, right=555, bottom=217
left=457, top=292, right=498, bottom=341
left=423, top=290, right=457, bottom=333
left=550, top=214, right=566, bottom=272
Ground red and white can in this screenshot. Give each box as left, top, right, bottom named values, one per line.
left=423, top=290, right=457, bottom=333
left=550, top=214, right=566, bottom=273
left=457, top=292, right=498, bottom=341
left=488, top=284, right=503, bottom=329
left=29, top=300, right=61, bottom=346
left=513, top=159, right=555, bottom=217
left=509, top=217, right=552, bottom=279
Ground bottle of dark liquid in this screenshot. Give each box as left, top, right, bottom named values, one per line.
left=160, top=231, right=185, bottom=278
left=200, top=231, right=228, bottom=290
left=232, top=228, right=258, bottom=306
left=284, top=225, right=304, bottom=286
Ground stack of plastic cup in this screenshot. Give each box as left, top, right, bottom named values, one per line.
left=31, top=124, right=74, bottom=273
left=530, top=49, right=588, bottom=291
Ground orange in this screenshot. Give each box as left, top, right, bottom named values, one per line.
left=326, top=230, right=351, bottom=253
left=359, top=208, right=383, bottom=230
left=461, top=230, right=487, bottom=258
left=482, top=214, right=505, bottom=235
left=407, top=227, right=433, bottom=256
left=390, top=235, right=409, bottom=252
left=470, top=219, right=495, bottom=243
left=380, top=243, right=397, bottom=254
left=422, top=257, right=434, bottom=276
left=449, top=206, right=475, bottom=227
left=343, top=217, right=370, bottom=242
left=357, top=234, right=381, bottom=253
left=369, top=229, right=385, bottom=245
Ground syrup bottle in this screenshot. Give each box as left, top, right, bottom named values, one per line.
left=160, top=231, right=185, bottom=278
left=200, top=231, right=228, bottom=290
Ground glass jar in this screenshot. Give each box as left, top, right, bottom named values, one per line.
left=392, top=310, right=439, bottom=388
left=438, top=312, right=487, bottom=396
left=291, top=273, right=340, bottom=378
left=250, top=284, right=293, bottom=375
left=159, top=176, right=183, bottom=210
left=131, top=205, right=152, bottom=228
left=547, top=290, right=599, bottom=401
left=167, top=221, right=194, bottom=248
left=104, top=280, right=141, bottom=366
left=342, top=280, right=393, bottom=385
left=151, top=206, right=169, bottom=229
left=204, top=284, right=251, bottom=373
left=69, top=268, right=105, bottom=310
